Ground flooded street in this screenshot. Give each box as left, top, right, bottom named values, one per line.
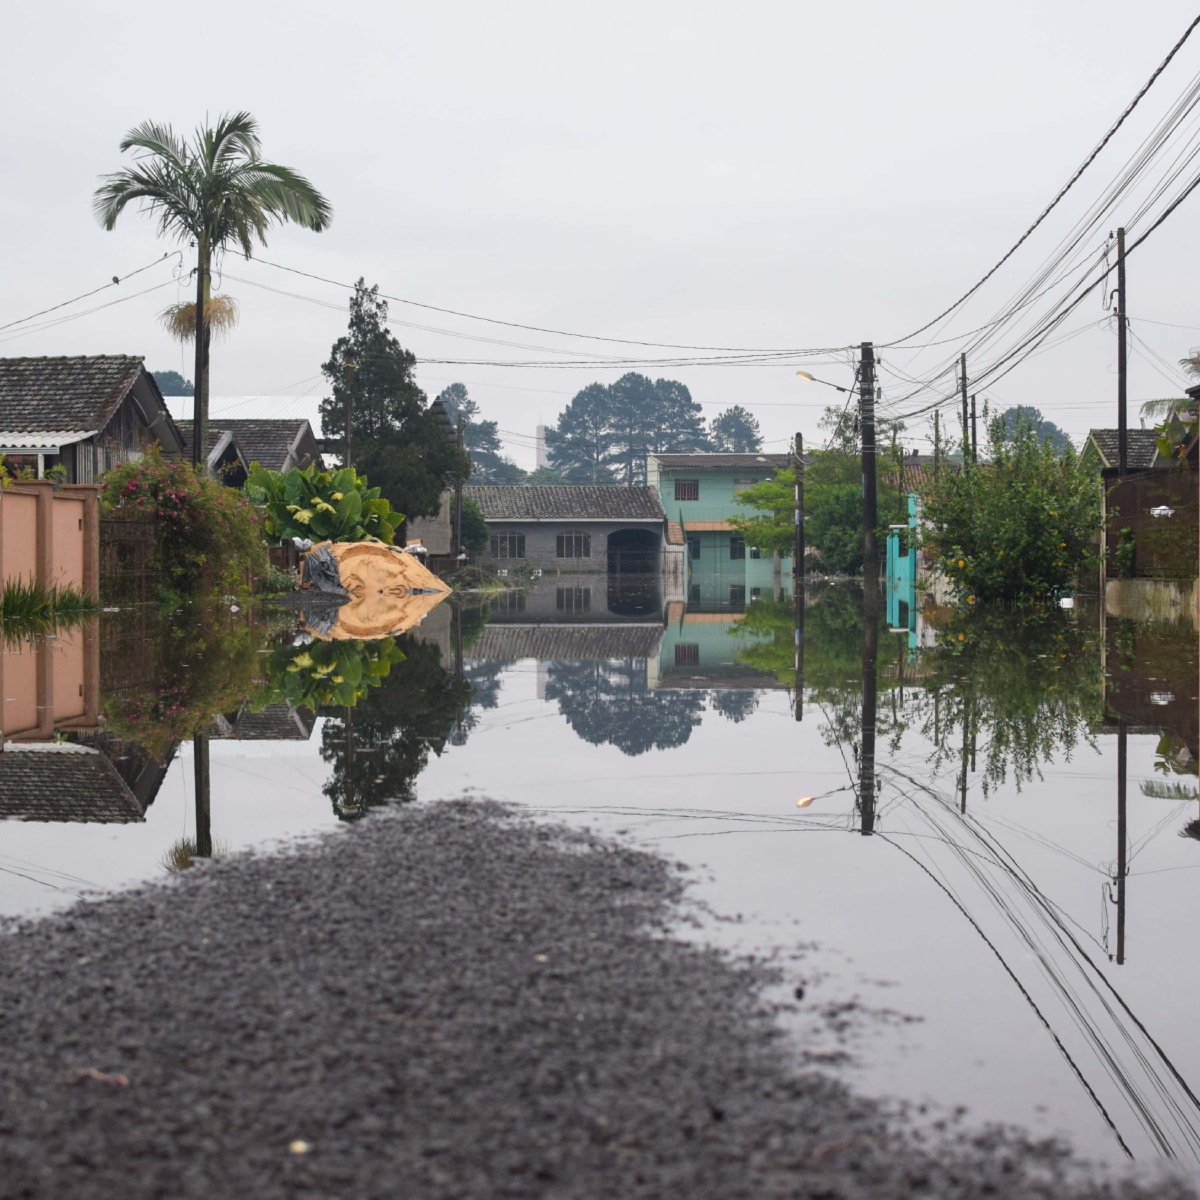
left=3, top=576, right=1199, bottom=1170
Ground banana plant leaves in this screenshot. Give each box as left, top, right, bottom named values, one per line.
left=266, top=637, right=405, bottom=709
left=246, top=464, right=403, bottom=545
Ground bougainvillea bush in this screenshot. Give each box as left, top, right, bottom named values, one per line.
left=100, top=449, right=265, bottom=594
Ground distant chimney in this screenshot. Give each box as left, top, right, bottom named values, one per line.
left=536, top=424, right=549, bottom=469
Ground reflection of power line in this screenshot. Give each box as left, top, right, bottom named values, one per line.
left=883, top=763, right=1200, bottom=1161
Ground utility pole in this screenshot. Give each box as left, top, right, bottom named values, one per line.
left=860, top=342, right=878, bottom=573
left=970, top=394, right=978, bottom=463
left=960, top=353, right=969, bottom=465
left=933, top=410, right=941, bottom=484
left=793, top=432, right=804, bottom=582
left=454, top=415, right=465, bottom=555
left=193, top=732, right=212, bottom=858
left=343, top=347, right=357, bottom=471
left=1117, top=226, right=1128, bottom=477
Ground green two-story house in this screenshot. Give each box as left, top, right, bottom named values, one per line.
left=647, top=452, right=794, bottom=610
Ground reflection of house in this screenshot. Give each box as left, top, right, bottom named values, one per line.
left=0, top=744, right=145, bottom=823
left=652, top=608, right=785, bottom=690
left=465, top=486, right=666, bottom=572
left=481, top=573, right=663, bottom=624
left=647, top=453, right=793, bottom=604
left=210, top=703, right=316, bottom=740
left=0, top=355, right=184, bottom=481
left=176, top=418, right=320, bottom=486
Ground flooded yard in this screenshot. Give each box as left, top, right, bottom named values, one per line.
left=3, top=574, right=1199, bottom=1168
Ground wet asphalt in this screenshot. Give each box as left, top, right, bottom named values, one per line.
left=0, top=800, right=1193, bottom=1199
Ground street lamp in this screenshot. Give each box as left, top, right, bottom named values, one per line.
left=796, top=370, right=850, bottom=393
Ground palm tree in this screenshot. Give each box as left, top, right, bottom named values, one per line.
left=93, top=112, right=332, bottom=466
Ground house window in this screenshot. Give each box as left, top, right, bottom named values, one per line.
left=490, top=532, right=525, bottom=559
left=556, top=529, right=591, bottom=559
left=675, top=479, right=699, bottom=501
left=556, top=587, right=591, bottom=613
left=750, top=587, right=762, bottom=602
left=733, top=478, right=757, bottom=495
left=494, top=590, right=526, bottom=614
left=675, top=643, right=700, bottom=665
left=688, top=584, right=701, bottom=605
left=729, top=584, right=746, bottom=606
left=687, top=535, right=701, bottom=561
left=729, top=535, right=746, bottom=561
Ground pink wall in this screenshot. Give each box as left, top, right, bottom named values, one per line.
left=1, top=492, right=37, bottom=585
left=51, top=497, right=85, bottom=589
left=0, top=483, right=99, bottom=597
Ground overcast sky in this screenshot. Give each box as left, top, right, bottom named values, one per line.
left=5, top=1, right=1200, bottom=466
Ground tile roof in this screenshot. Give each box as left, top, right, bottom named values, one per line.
left=650, top=452, right=792, bottom=470
left=211, top=703, right=316, bottom=741
left=219, top=419, right=315, bottom=471
left=465, top=485, right=665, bottom=522
left=0, top=745, right=143, bottom=823
left=174, top=421, right=234, bottom=462
left=467, top=625, right=664, bottom=660
left=0, top=355, right=147, bottom=434
left=1087, top=429, right=1161, bottom=471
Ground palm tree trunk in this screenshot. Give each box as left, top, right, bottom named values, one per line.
left=191, top=239, right=209, bottom=469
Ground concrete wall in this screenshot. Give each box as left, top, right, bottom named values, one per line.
left=408, top=490, right=453, bottom=556
left=0, top=482, right=100, bottom=597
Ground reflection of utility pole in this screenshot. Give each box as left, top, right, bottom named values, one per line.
left=1117, top=716, right=1128, bottom=964
left=454, top=601, right=465, bottom=742
left=345, top=706, right=355, bottom=814
left=860, top=343, right=877, bottom=572
left=860, top=560, right=879, bottom=835
left=794, top=431, right=804, bottom=723
left=193, top=731, right=212, bottom=858
left=959, top=705, right=969, bottom=815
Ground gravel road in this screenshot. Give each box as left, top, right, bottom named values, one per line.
left=0, top=800, right=1192, bottom=1199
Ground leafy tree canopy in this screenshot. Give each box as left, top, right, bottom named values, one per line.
left=994, top=406, right=1072, bottom=455
left=452, top=495, right=490, bottom=553
left=709, top=405, right=762, bottom=452
left=152, top=368, right=193, bottom=396
left=922, top=414, right=1100, bottom=601
left=546, top=373, right=707, bottom=484
left=525, top=467, right=570, bottom=485
left=320, top=280, right=469, bottom=520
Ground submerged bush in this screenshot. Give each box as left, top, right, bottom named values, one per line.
left=922, top=416, right=1100, bottom=602
left=101, top=448, right=265, bottom=594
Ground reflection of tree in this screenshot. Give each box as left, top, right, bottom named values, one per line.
left=320, top=638, right=473, bottom=819
left=917, top=606, right=1103, bottom=792
left=545, top=660, right=704, bottom=755
left=709, top=690, right=759, bottom=723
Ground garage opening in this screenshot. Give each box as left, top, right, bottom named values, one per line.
left=607, top=528, right=660, bottom=574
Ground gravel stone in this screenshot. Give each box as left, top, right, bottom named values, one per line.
left=0, top=800, right=1192, bottom=1199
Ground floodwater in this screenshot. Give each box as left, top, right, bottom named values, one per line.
left=2, top=570, right=1199, bottom=1169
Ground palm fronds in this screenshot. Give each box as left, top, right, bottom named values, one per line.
left=1140, top=779, right=1198, bottom=801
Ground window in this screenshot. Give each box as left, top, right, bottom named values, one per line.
left=675, top=478, right=699, bottom=501
left=493, top=590, right=525, bottom=614
left=749, top=546, right=762, bottom=560
left=733, top=478, right=757, bottom=495
left=675, top=643, right=700, bottom=665
left=556, top=587, right=591, bottom=613
left=750, top=587, right=762, bottom=602
left=729, top=535, right=746, bottom=561
left=729, top=584, right=746, bottom=606
left=556, top=529, right=591, bottom=559
left=686, top=536, right=701, bottom=561
left=688, top=583, right=701, bottom=605
left=489, top=532, right=525, bottom=559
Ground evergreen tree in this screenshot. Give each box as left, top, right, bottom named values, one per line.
left=435, top=382, right=526, bottom=483
left=994, top=406, right=1072, bottom=455
left=709, top=405, right=762, bottom=452
left=320, top=280, right=467, bottom=520
left=545, top=383, right=616, bottom=483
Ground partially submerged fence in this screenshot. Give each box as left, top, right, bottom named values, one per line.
left=99, top=518, right=157, bottom=604
left=1106, top=469, right=1198, bottom=581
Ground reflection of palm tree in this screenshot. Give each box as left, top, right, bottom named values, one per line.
left=93, top=112, right=331, bottom=462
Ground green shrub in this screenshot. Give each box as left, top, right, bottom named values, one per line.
left=100, top=448, right=265, bottom=594
left=451, top=495, right=489, bottom=553
left=246, top=463, right=402, bottom=545
left=922, top=416, right=1100, bottom=602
